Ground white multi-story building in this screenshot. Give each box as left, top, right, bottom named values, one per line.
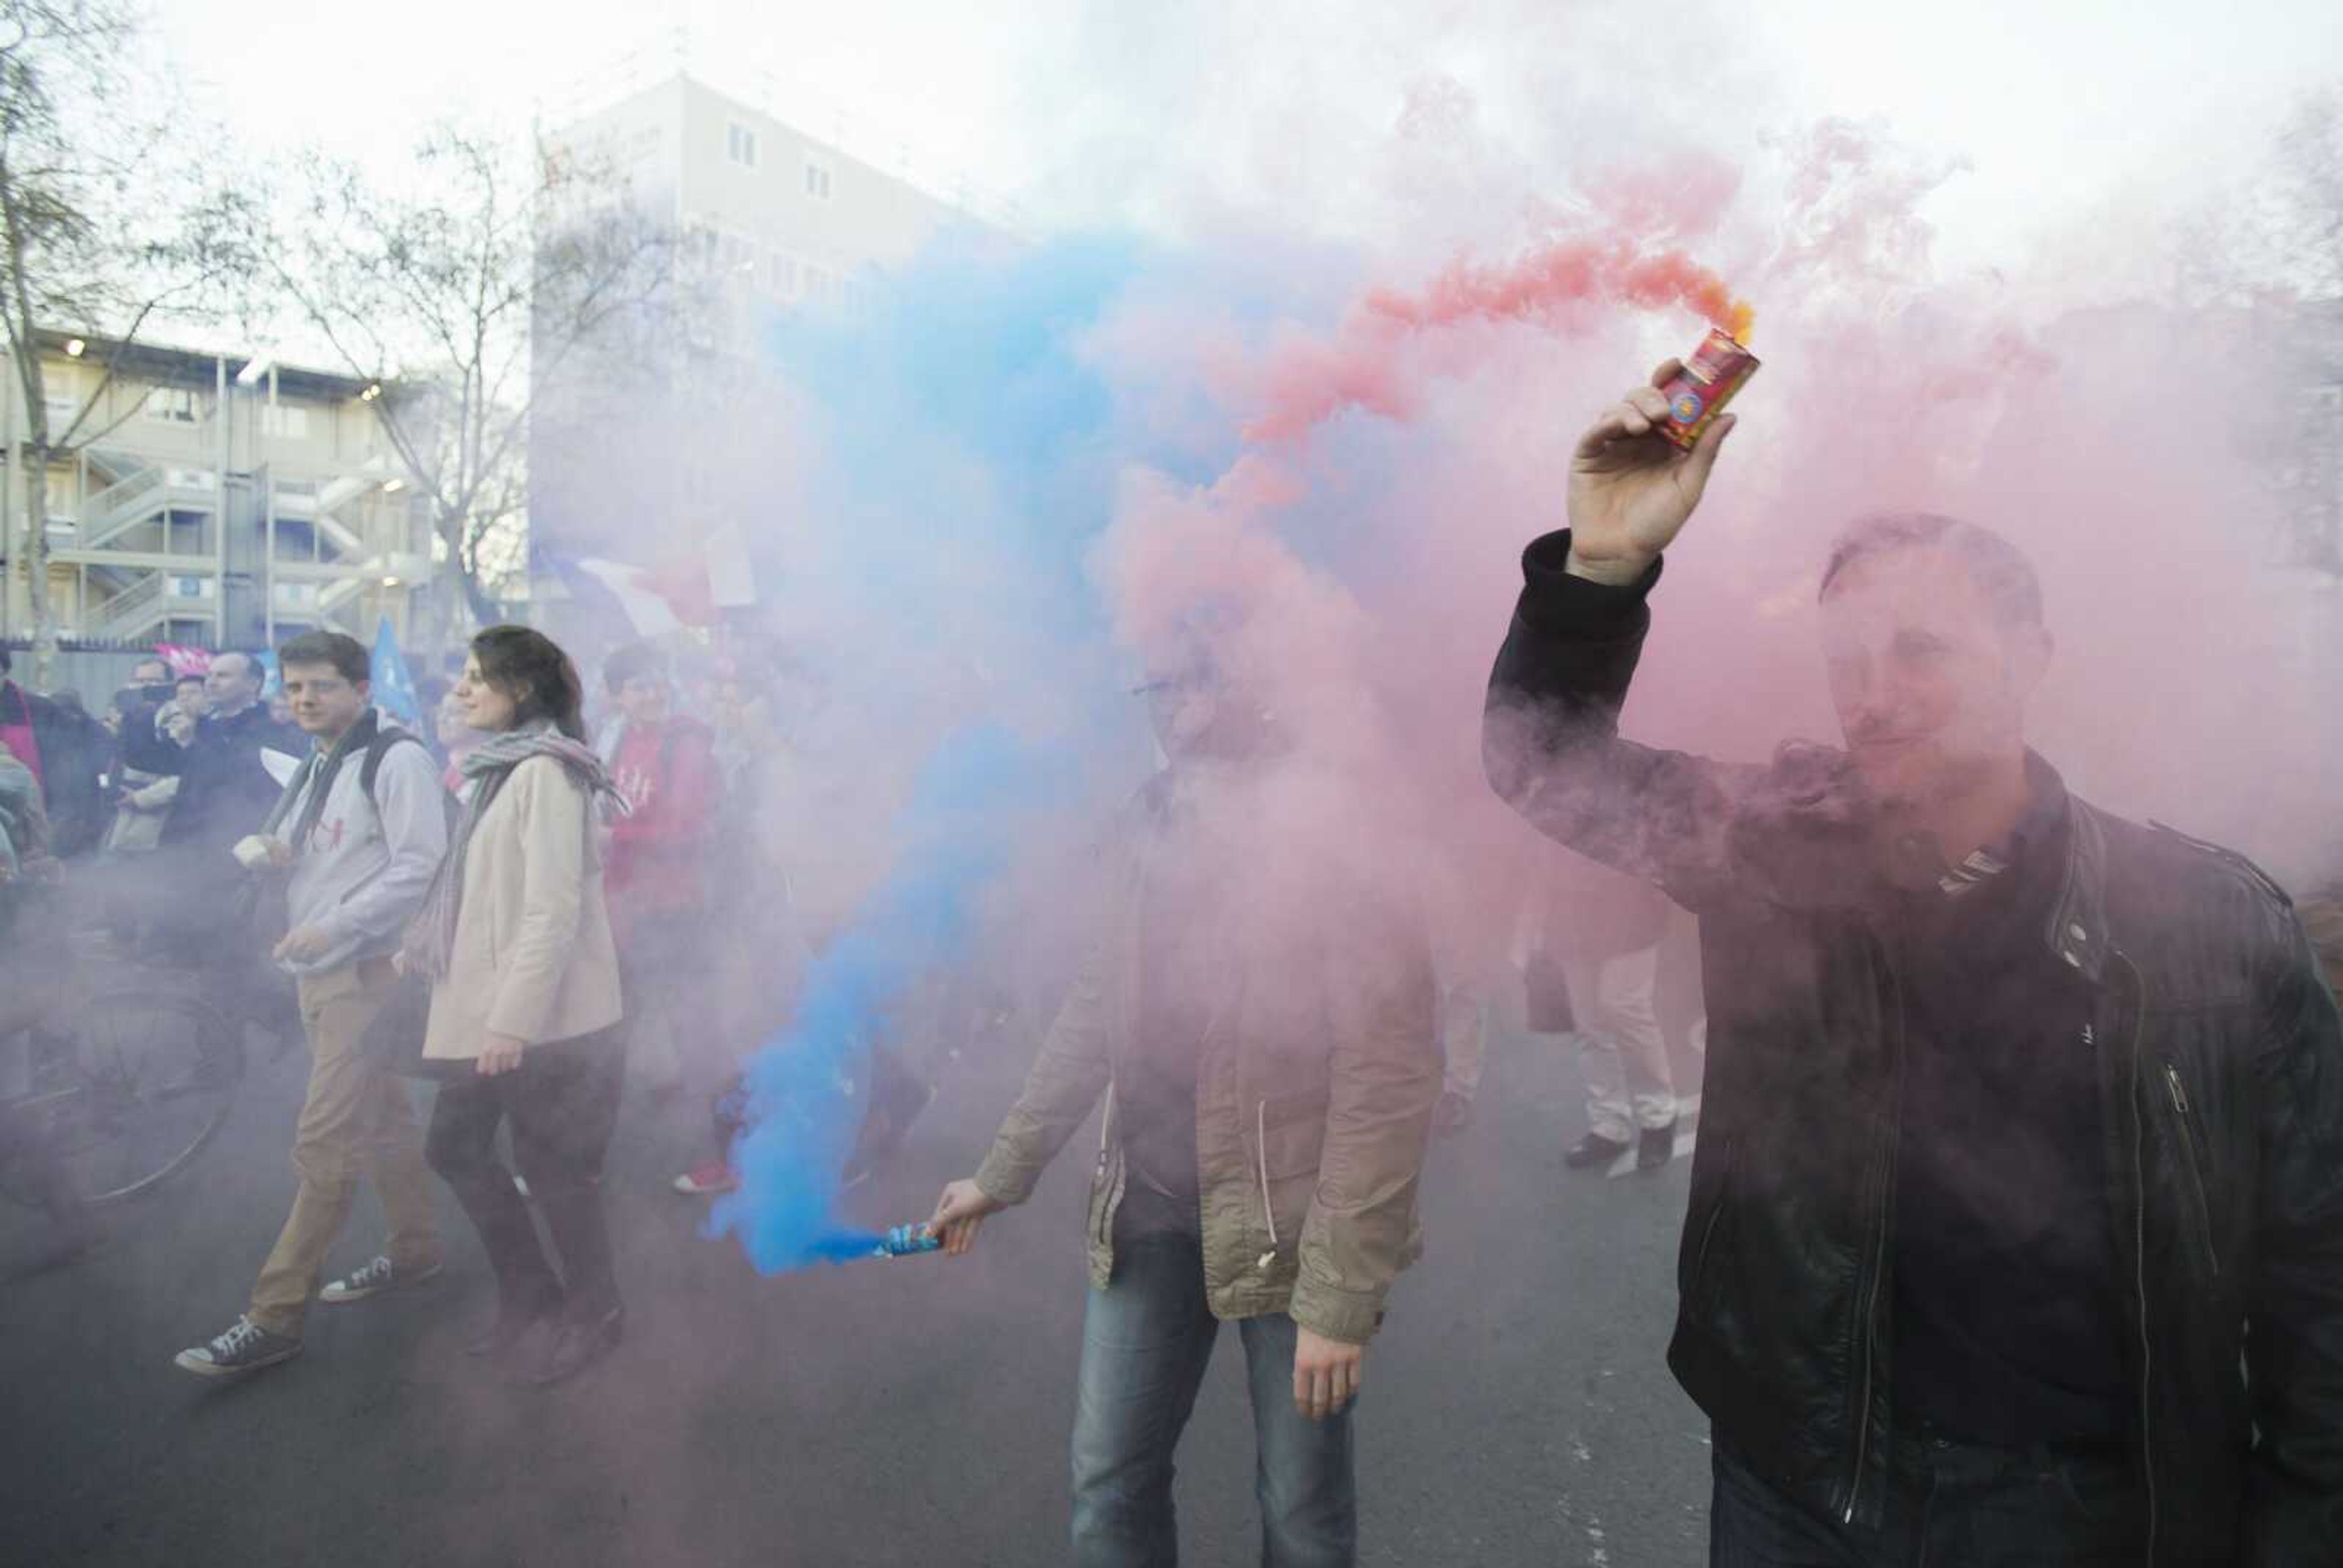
left=564, top=71, right=983, bottom=325
left=531, top=70, right=1005, bottom=592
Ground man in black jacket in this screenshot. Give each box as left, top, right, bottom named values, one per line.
left=144, top=652, right=301, bottom=963
left=158, top=652, right=299, bottom=851
left=0, top=647, right=110, bottom=859
left=1481, top=362, right=2343, bottom=1566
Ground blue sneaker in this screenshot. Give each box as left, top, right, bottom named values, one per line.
left=175, top=1316, right=301, bottom=1379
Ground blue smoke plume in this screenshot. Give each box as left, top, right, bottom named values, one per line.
left=698, top=237, right=1168, bottom=1274
left=700, top=231, right=1362, bottom=1273
left=709, top=724, right=1059, bottom=1270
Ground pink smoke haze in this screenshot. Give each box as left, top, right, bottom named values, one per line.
left=1090, top=100, right=2343, bottom=1002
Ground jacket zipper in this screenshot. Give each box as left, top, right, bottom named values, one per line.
left=1842, top=1142, right=1891, bottom=1524
left=1253, top=1099, right=1278, bottom=1272
left=2161, top=1061, right=2219, bottom=1279
left=1842, top=958, right=1904, bottom=1526
left=2111, top=959, right=2159, bottom=1566
left=1688, top=1137, right=1733, bottom=1293
left=1092, top=1079, right=1117, bottom=1250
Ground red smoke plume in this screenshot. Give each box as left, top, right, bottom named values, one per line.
left=1243, top=236, right=1755, bottom=442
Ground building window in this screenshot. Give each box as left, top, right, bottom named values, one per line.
left=727, top=122, right=760, bottom=169
left=273, top=519, right=319, bottom=563
left=260, top=403, right=309, bottom=439
left=803, top=157, right=833, bottom=200
left=144, top=387, right=200, bottom=424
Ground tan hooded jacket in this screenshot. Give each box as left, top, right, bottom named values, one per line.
left=974, top=781, right=1441, bottom=1345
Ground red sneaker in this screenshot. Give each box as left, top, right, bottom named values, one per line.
left=672, top=1162, right=739, bottom=1196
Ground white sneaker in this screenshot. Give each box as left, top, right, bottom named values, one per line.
left=320, top=1254, right=444, bottom=1304
left=671, top=1162, right=740, bottom=1196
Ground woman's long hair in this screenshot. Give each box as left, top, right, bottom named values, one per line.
left=470, top=625, right=587, bottom=743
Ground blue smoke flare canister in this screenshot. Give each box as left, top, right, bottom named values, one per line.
left=877, top=1223, right=943, bottom=1258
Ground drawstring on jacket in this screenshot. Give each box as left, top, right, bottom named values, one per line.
left=1256, top=1099, right=1278, bottom=1272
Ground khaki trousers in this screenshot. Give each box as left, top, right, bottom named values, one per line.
left=247, top=957, right=441, bottom=1339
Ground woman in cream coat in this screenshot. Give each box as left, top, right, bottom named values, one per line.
left=408, top=626, right=629, bottom=1384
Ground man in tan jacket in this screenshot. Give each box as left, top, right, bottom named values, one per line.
left=932, top=652, right=1441, bottom=1568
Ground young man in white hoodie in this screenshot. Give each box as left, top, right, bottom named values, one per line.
left=176, top=630, right=451, bottom=1378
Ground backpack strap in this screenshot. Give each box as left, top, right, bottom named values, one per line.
left=357, top=728, right=429, bottom=811
left=362, top=725, right=466, bottom=836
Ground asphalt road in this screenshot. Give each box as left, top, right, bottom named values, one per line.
left=1, top=999, right=1715, bottom=1567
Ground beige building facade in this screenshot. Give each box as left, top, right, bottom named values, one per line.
left=1, top=331, right=431, bottom=653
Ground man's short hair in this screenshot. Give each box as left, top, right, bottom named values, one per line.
left=175, top=673, right=205, bottom=691
left=278, top=630, right=370, bottom=687
left=1818, top=511, right=2045, bottom=631
left=602, top=641, right=669, bottom=696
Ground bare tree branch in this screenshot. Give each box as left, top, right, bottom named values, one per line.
left=262, top=120, right=672, bottom=644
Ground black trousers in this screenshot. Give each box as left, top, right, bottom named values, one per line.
left=426, top=1027, right=625, bottom=1324
left=1710, top=1426, right=2145, bottom=1567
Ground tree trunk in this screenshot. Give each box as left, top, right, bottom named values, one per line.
left=433, top=555, right=467, bottom=663
left=458, top=555, right=500, bottom=630
left=439, top=511, right=502, bottom=635
left=21, top=444, right=54, bottom=691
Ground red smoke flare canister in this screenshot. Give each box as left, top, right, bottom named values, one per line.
left=1657, top=327, right=1758, bottom=451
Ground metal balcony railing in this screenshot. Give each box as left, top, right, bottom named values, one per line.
left=84, top=573, right=169, bottom=639
left=75, top=463, right=217, bottom=552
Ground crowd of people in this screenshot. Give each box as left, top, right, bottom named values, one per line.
left=7, top=355, right=2343, bottom=1564
left=0, top=631, right=760, bottom=1373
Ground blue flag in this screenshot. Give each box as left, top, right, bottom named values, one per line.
left=371, top=617, right=421, bottom=727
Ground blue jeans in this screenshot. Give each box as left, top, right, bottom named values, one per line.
left=1709, top=1427, right=2144, bottom=1567
left=1070, top=1231, right=1356, bottom=1567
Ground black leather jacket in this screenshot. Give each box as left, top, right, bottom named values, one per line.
left=1483, top=534, right=2343, bottom=1567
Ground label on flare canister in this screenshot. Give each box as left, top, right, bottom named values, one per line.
left=876, top=1223, right=943, bottom=1257
left=1657, top=328, right=1758, bottom=451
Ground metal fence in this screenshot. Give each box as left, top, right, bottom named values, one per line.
left=1, top=640, right=184, bottom=707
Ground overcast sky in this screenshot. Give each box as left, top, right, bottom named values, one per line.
left=159, top=0, right=2339, bottom=287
